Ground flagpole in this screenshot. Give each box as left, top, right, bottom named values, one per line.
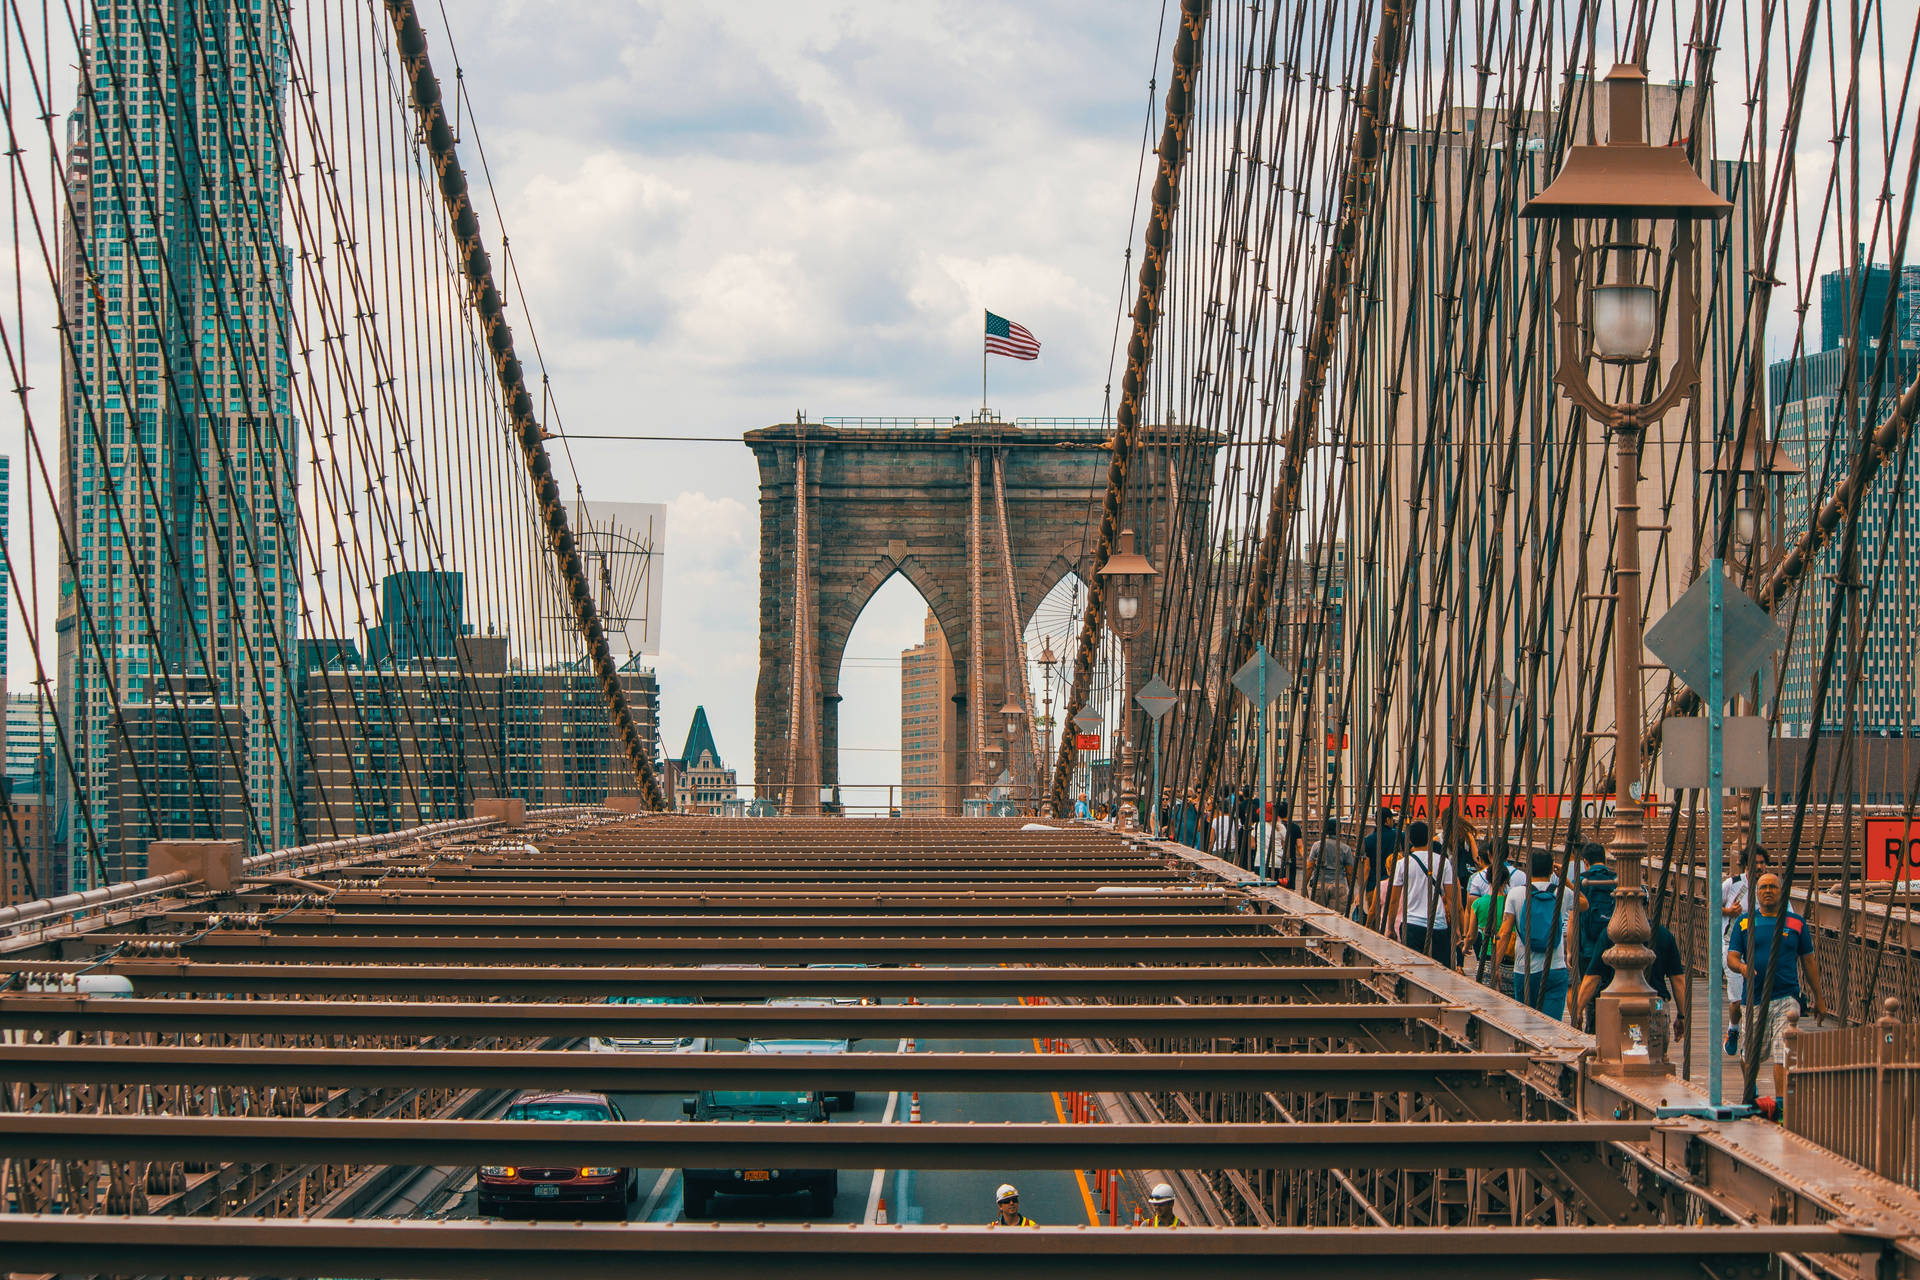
left=981, top=310, right=988, bottom=418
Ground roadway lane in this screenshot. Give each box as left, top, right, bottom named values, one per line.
left=442, top=1006, right=1094, bottom=1227
left=879, top=999, right=1096, bottom=1228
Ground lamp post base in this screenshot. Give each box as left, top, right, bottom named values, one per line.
left=1594, top=991, right=1674, bottom=1077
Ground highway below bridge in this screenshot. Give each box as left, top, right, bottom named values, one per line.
left=1, top=811, right=1918, bottom=1278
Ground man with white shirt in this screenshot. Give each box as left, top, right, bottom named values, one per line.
left=1386, top=820, right=1458, bottom=964
left=1466, top=839, right=1525, bottom=899
left=1721, top=845, right=1771, bottom=1055
left=1209, top=795, right=1240, bottom=860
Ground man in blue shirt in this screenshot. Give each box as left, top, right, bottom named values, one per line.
left=1727, top=872, right=1830, bottom=1097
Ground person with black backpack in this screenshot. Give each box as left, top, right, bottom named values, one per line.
left=1572, top=841, right=1617, bottom=1029
left=1494, top=848, right=1584, bottom=1019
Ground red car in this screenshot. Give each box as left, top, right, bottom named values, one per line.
left=477, top=1091, right=637, bottom=1219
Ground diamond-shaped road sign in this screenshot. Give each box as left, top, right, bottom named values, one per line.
left=1645, top=565, right=1783, bottom=699
left=1135, top=674, right=1178, bottom=722
left=1072, top=709, right=1103, bottom=735
left=1231, top=651, right=1289, bottom=706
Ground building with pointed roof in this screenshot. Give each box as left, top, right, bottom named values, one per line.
left=668, top=706, right=739, bottom=814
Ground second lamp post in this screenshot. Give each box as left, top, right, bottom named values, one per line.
left=1099, top=529, right=1158, bottom=828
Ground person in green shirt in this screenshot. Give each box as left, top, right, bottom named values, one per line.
left=1466, top=886, right=1510, bottom=990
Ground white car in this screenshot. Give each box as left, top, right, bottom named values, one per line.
left=802, top=963, right=873, bottom=1006
left=752, top=1000, right=855, bottom=1109
left=588, top=994, right=706, bottom=1054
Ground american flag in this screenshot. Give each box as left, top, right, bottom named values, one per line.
left=985, top=310, right=1041, bottom=360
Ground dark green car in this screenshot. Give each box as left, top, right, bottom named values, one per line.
left=679, top=1088, right=837, bottom=1218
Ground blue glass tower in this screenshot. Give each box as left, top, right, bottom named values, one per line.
left=58, top=1, right=297, bottom=884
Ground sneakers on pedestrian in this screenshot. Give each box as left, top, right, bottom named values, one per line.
left=1724, top=1025, right=1740, bottom=1055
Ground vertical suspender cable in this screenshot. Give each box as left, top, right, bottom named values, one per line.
left=1199, top=0, right=1413, bottom=804
left=1048, top=0, right=1213, bottom=817
left=383, top=0, right=663, bottom=811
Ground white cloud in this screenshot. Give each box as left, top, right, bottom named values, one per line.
left=428, top=1, right=1176, bottom=787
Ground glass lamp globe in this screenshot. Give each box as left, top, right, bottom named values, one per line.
left=1115, top=593, right=1141, bottom=622
left=1592, top=283, right=1659, bottom=361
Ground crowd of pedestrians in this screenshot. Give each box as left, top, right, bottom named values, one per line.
left=1128, top=792, right=1825, bottom=1095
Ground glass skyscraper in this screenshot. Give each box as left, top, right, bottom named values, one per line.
left=58, top=2, right=296, bottom=885
left=1769, top=260, right=1920, bottom=737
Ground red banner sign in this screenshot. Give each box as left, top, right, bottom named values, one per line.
left=1388, top=793, right=1662, bottom=825
left=1326, top=733, right=1350, bottom=750
left=1074, top=733, right=1101, bottom=751
left=1865, top=818, right=1920, bottom=882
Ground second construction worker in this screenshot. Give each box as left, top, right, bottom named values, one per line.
left=990, top=1183, right=1037, bottom=1227
left=1145, top=1182, right=1180, bottom=1227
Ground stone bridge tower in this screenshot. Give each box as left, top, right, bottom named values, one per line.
left=748, top=417, right=1213, bottom=814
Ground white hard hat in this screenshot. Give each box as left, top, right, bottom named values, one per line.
left=995, top=1183, right=1020, bottom=1203
left=1148, top=1182, right=1175, bottom=1204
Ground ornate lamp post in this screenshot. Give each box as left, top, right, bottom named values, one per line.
left=999, top=697, right=1027, bottom=807
left=1522, top=63, right=1730, bottom=1073
left=1099, top=529, right=1158, bottom=828
left=1038, top=634, right=1059, bottom=769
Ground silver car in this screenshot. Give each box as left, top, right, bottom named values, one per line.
left=588, top=994, right=706, bottom=1054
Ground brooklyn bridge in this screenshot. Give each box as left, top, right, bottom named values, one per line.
left=1, top=0, right=1918, bottom=1275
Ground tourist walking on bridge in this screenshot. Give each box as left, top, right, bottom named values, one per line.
left=1496, top=848, right=1581, bottom=1020
left=1303, top=819, right=1356, bottom=911
left=1358, top=807, right=1402, bottom=926
left=1209, top=794, right=1240, bottom=860
left=1386, top=820, right=1459, bottom=966
left=1172, top=790, right=1203, bottom=849
left=1721, top=845, right=1771, bottom=1055
left=1727, top=871, right=1829, bottom=1099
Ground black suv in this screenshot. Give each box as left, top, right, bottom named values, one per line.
left=680, top=1089, right=836, bottom=1217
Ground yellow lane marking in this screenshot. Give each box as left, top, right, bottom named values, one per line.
left=1038, top=1035, right=1102, bottom=1227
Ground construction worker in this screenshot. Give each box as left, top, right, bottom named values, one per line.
left=1144, top=1182, right=1180, bottom=1227
left=990, top=1183, right=1037, bottom=1227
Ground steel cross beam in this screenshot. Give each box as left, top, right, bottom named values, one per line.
left=0, top=1220, right=1874, bottom=1280
left=0, top=1115, right=1650, bottom=1170
left=0, top=1046, right=1533, bottom=1093
left=72, top=933, right=1311, bottom=966
left=405, top=870, right=1181, bottom=884
left=158, top=912, right=1254, bottom=936
left=8, top=962, right=1374, bottom=999
left=0, top=997, right=1438, bottom=1041
left=259, top=890, right=1237, bottom=911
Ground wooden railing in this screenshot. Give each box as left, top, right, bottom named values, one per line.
left=1786, top=1000, right=1919, bottom=1186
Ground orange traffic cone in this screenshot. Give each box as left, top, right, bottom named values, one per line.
left=876, top=1197, right=889, bottom=1225
left=909, top=1092, right=922, bottom=1123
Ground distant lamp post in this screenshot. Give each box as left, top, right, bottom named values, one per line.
left=1712, top=420, right=1797, bottom=890
left=1522, top=62, right=1731, bottom=1075
left=1099, top=529, right=1158, bottom=826
left=999, top=697, right=1026, bottom=807
left=1704, top=420, right=1801, bottom=576
left=1038, top=634, right=1060, bottom=771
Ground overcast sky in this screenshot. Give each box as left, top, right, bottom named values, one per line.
left=429, top=2, right=1176, bottom=798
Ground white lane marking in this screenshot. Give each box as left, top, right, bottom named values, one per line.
left=638, top=1166, right=678, bottom=1221
left=863, top=1037, right=909, bottom=1223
